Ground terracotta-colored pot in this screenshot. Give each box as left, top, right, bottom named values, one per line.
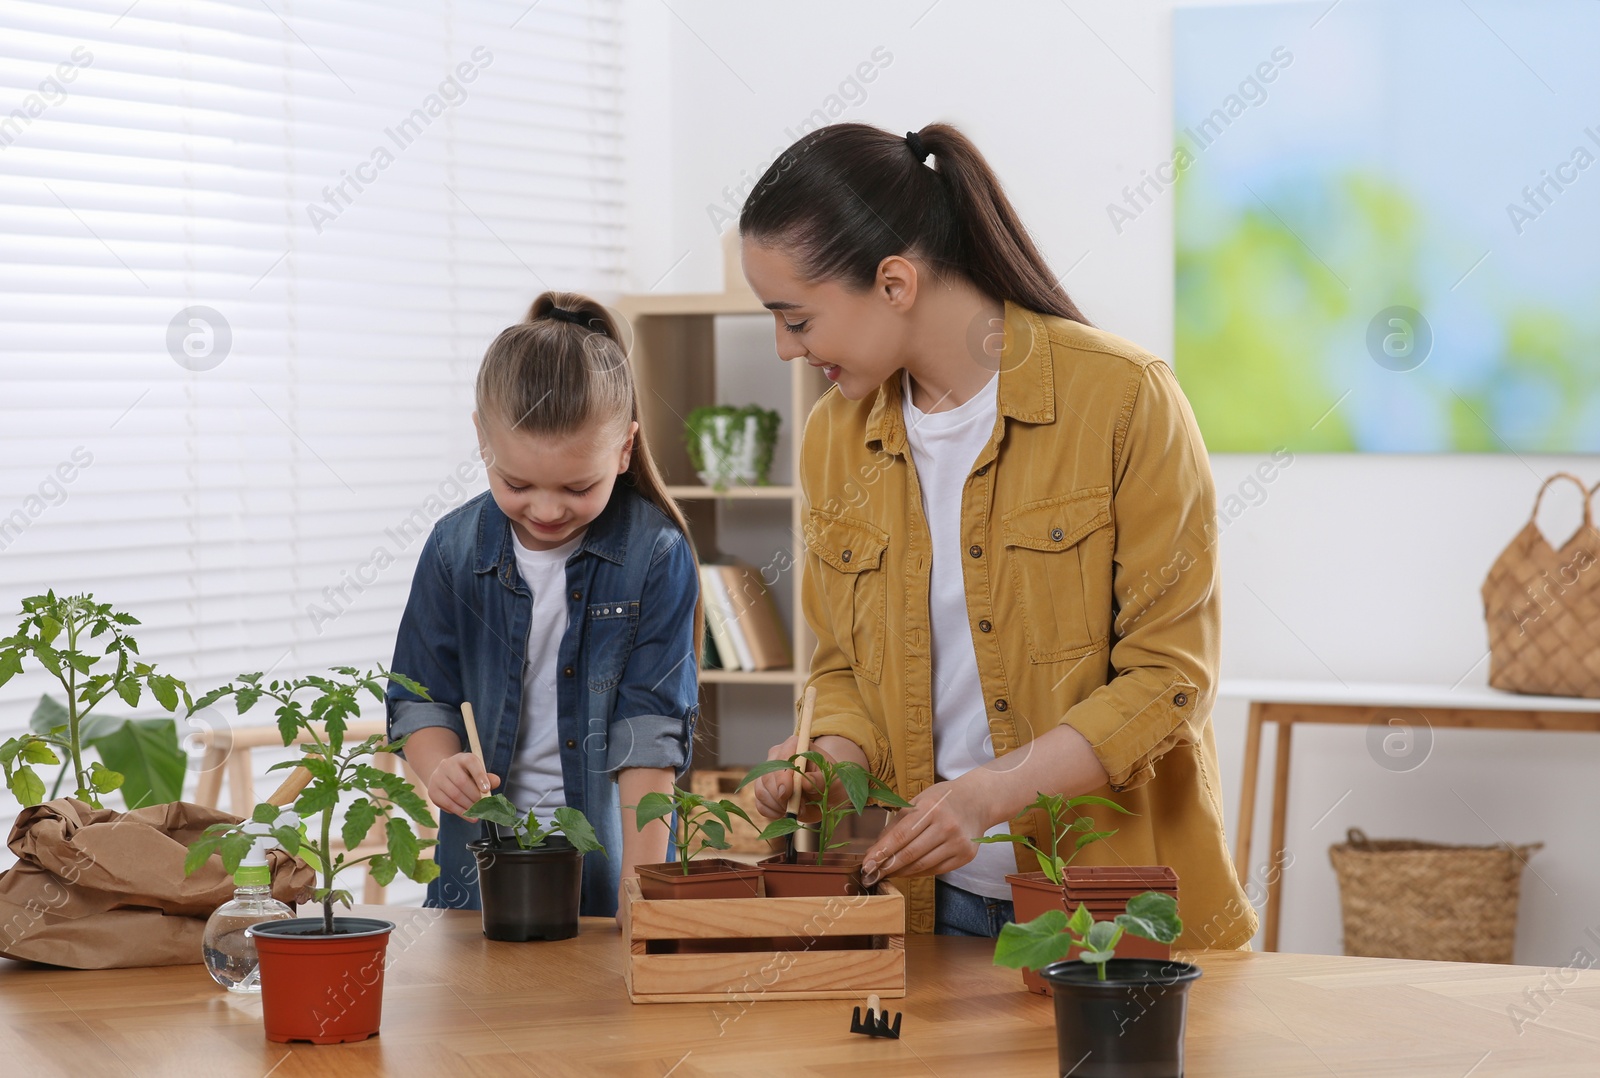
left=758, top=854, right=872, bottom=951
left=757, top=853, right=866, bottom=898
left=636, top=858, right=762, bottom=900
left=250, top=917, right=393, bottom=1044
left=1006, top=871, right=1177, bottom=996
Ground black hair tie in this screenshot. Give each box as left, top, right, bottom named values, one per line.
left=546, top=306, right=588, bottom=326
left=904, top=130, right=930, bottom=165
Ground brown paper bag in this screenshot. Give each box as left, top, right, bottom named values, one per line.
left=0, top=798, right=314, bottom=969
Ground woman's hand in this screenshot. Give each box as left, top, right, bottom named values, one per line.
left=860, top=775, right=995, bottom=885
left=426, top=752, right=500, bottom=818
left=751, top=735, right=834, bottom=821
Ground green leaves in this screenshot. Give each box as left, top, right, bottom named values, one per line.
left=993, top=891, right=1182, bottom=977
left=8, top=764, right=46, bottom=807
left=1115, top=891, right=1181, bottom=945
left=465, top=793, right=527, bottom=831
left=342, top=798, right=379, bottom=850
left=468, top=795, right=605, bottom=855
left=552, top=806, right=603, bottom=854
left=634, top=791, right=676, bottom=828
left=88, top=718, right=185, bottom=809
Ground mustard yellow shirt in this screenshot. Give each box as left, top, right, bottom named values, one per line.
left=798, top=301, right=1257, bottom=950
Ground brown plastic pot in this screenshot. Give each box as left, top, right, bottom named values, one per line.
left=635, top=858, right=762, bottom=900
left=249, top=917, right=393, bottom=1044
left=1006, top=872, right=1176, bottom=995
left=757, top=853, right=866, bottom=898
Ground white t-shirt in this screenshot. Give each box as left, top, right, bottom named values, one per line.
left=901, top=369, right=1016, bottom=899
left=503, top=529, right=584, bottom=815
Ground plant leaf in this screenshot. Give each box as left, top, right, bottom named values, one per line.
left=1065, top=794, right=1136, bottom=816
left=89, top=718, right=185, bottom=809
left=87, top=760, right=124, bottom=794
left=698, top=818, right=728, bottom=851
left=9, top=765, right=46, bottom=807
left=20, top=739, right=60, bottom=765
left=465, top=793, right=524, bottom=830
left=735, top=758, right=795, bottom=789
left=1086, top=919, right=1123, bottom=954
left=552, top=806, right=604, bottom=855
left=294, top=779, right=339, bottom=818
left=28, top=694, right=68, bottom=735
left=835, top=762, right=869, bottom=814
left=184, top=834, right=221, bottom=877
left=367, top=854, right=396, bottom=886
left=338, top=798, right=377, bottom=850
left=1067, top=902, right=1094, bottom=937
left=1115, top=891, right=1182, bottom=944
left=386, top=816, right=420, bottom=876
left=756, top=816, right=801, bottom=841
left=993, top=909, right=1077, bottom=970
left=634, top=791, right=675, bottom=829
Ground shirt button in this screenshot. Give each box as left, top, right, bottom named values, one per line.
left=995, top=699, right=1008, bottom=712
left=842, top=549, right=853, bottom=563
left=969, top=544, right=982, bottom=559
left=978, top=619, right=992, bottom=633
left=563, top=666, right=575, bottom=678
left=1174, top=693, right=1188, bottom=707
left=570, top=589, right=582, bottom=602
left=565, top=739, right=576, bottom=749
left=1051, top=528, right=1064, bottom=542
left=975, top=465, right=989, bottom=476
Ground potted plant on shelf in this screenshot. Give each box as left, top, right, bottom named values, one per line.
left=0, top=591, right=191, bottom=810
left=184, top=666, right=439, bottom=1045
left=464, top=794, right=604, bottom=942
left=684, top=404, right=781, bottom=490
left=632, top=785, right=762, bottom=899
left=738, top=752, right=913, bottom=898
left=995, top=893, right=1198, bottom=1078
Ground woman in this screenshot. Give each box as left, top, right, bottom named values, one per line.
left=742, top=122, right=1255, bottom=948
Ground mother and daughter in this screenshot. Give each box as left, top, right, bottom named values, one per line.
left=386, top=121, right=1255, bottom=950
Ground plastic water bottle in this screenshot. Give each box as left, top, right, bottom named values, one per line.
left=202, top=839, right=294, bottom=992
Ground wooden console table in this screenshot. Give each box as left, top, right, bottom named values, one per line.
left=3, top=905, right=1599, bottom=1074
left=1225, top=678, right=1600, bottom=952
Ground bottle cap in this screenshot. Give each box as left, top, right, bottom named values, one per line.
left=234, top=863, right=271, bottom=888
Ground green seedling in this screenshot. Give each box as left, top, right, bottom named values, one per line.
left=994, top=891, right=1182, bottom=982
left=466, top=793, right=605, bottom=854
left=184, top=666, right=440, bottom=935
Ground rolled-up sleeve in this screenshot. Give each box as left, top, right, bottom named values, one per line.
left=607, top=530, right=699, bottom=776
left=386, top=530, right=467, bottom=752
left=1060, top=360, right=1218, bottom=792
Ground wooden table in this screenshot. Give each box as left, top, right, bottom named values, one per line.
left=3, top=905, right=1599, bottom=1075
left=1225, top=679, right=1600, bottom=952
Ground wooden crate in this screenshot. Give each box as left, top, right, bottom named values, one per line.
left=619, top=876, right=906, bottom=1003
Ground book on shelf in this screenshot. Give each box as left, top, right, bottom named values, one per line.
left=710, top=560, right=792, bottom=672
left=698, top=564, right=743, bottom=671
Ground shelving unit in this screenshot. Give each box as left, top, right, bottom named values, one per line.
left=615, top=232, right=828, bottom=768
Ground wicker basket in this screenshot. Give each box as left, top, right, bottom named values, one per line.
left=1328, top=828, right=1543, bottom=963
left=1481, top=472, right=1600, bottom=699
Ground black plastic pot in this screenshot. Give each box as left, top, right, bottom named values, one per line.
left=1037, top=958, right=1202, bottom=1078
left=468, top=834, right=583, bottom=942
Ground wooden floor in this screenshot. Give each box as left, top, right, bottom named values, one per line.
left=1, top=905, right=1598, bottom=1076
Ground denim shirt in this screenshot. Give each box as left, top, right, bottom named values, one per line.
left=385, top=485, right=698, bottom=916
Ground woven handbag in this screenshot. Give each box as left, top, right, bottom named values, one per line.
left=1328, top=828, right=1543, bottom=963
left=1481, top=472, right=1600, bottom=699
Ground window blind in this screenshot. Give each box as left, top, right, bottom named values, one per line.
left=0, top=0, right=624, bottom=830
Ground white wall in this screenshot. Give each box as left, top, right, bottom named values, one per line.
left=621, top=0, right=1600, bottom=964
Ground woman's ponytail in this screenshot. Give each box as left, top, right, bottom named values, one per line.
left=739, top=121, right=1088, bottom=325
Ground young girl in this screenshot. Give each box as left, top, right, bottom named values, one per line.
left=386, top=292, right=702, bottom=917
left=743, top=122, right=1256, bottom=950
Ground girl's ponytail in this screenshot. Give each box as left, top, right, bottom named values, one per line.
left=739, top=121, right=1088, bottom=325
left=479, top=291, right=704, bottom=666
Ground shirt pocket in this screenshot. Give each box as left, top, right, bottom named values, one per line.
left=1001, top=487, right=1113, bottom=663
left=584, top=599, right=640, bottom=692
left=806, top=510, right=890, bottom=685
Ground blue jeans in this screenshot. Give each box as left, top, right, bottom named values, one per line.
left=934, top=879, right=1015, bottom=937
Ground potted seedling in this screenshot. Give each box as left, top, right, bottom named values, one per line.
left=981, top=791, right=1175, bottom=992
left=0, top=591, right=191, bottom=810
left=995, top=894, right=1198, bottom=1078
left=739, top=752, right=913, bottom=898
left=684, top=404, right=781, bottom=490
left=184, top=666, right=439, bottom=1045
left=632, top=785, right=762, bottom=899
left=463, top=794, right=604, bottom=941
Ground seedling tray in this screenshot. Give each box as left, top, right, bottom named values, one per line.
left=619, top=875, right=906, bottom=1003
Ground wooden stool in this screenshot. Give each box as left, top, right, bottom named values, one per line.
left=190, top=719, right=434, bottom=903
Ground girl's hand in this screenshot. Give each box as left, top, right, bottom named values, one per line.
left=860, top=776, right=992, bottom=885
left=751, top=735, right=836, bottom=821
left=427, top=752, right=501, bottom=818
